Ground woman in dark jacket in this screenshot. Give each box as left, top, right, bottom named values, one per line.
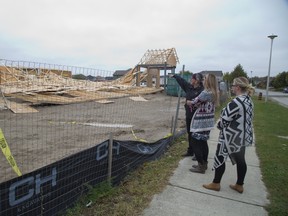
left=171, top=73, right=204, bottom=157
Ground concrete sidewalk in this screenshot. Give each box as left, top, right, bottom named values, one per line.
left=143, top=127, right=270, bottom=216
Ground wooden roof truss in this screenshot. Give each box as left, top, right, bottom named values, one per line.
left=138, top=48, right=179, bottom=68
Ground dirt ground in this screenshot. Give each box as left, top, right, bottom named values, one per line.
left=0, top=91, right=187, bottom=183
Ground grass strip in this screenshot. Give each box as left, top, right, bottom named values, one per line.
left=253, top=98, right=288, bottom=215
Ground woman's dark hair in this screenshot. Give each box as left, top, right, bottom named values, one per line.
left=192, top=73, right=203, bottom=83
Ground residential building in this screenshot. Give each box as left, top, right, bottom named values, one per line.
left=113, top=68, right=132, bottom=79
left=199, top=70, right=223, bottom=82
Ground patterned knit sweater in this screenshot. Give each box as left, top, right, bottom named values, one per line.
left=190, top=90, right=215, bottom=133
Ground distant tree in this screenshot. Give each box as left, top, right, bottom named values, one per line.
left=72, top=74, right=87, bottom=80
left=222, top=64, right=248, bottom=86
left=183, top=71, right=192, bottom=75
left=272, top=71, right=288, bottom=88
left=223, top=72, right=232, bottom=83
left=230, top=64, right=248, bottom=81
left=177, top=70, right=192, bottom=75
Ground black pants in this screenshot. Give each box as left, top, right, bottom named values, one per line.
left=186, top=116, right=194, bottom=155
left=213, top=146, right=247, bottom=185
left=191, top=136, right=208, bottom=164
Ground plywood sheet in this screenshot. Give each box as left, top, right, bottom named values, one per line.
left=5, top=99, right=38, bottom=113
left=129, top=96, right=148, bottom=102
left=96, top=100, right=115, bottom=104
left=0, top=97, right=6, bottom=109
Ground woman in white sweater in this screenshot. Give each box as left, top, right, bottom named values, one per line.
left=203, top=76, right=255, bottom=193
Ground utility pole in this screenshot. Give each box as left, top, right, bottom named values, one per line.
left=265, top=34, right=278, bottom=103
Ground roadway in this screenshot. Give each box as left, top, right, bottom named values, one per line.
left=255, top=88, right=288, bottom=108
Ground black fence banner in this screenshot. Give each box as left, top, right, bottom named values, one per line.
left=0, top=131, right=184, bottom=216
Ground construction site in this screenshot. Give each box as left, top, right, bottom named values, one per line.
left=0, top=48, right=179, bottom=113
left=0, top=48, right=186, bottom=183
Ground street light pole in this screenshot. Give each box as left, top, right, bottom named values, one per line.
left=250, top=71, right=253, bottom=85
left=265, top=34, right=278, bottom=103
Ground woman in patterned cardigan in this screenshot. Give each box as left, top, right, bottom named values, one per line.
left=186, top=74, right=220, bottom=174
left=203, top=76, right=255, bottom=193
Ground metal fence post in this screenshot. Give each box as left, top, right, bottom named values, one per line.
left=108, top=133, right=113, bottom=184
left=172, top=65, right=185, bottom=137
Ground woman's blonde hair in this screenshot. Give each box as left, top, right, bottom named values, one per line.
left=233, top=77, right=255, bottom=96
left=204, top=74, right=220, bottom=106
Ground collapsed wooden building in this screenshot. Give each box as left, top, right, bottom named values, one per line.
left=0, top=48, right=179, bottom=113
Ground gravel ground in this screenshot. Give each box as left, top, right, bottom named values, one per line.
left=0, top=91, right=186, bottom=183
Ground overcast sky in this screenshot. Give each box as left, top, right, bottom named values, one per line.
left=1, top=0, right=287, bottom=77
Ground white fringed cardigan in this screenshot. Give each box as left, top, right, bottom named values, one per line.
left=213, top=94, right=254, bottom=169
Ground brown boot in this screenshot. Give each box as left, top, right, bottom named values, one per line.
left=192, top=161, right=208, bottom=170
left=229, top=184, right=244, bottom=193
left=189, top=163, right=205, bottom=174
left=203, top=183, right=220, bottom=191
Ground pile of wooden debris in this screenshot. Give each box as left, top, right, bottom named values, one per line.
left=0, top=66, right=162, bottom=113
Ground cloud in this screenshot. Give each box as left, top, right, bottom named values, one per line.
left=0, top=0, right=287, bottom=76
